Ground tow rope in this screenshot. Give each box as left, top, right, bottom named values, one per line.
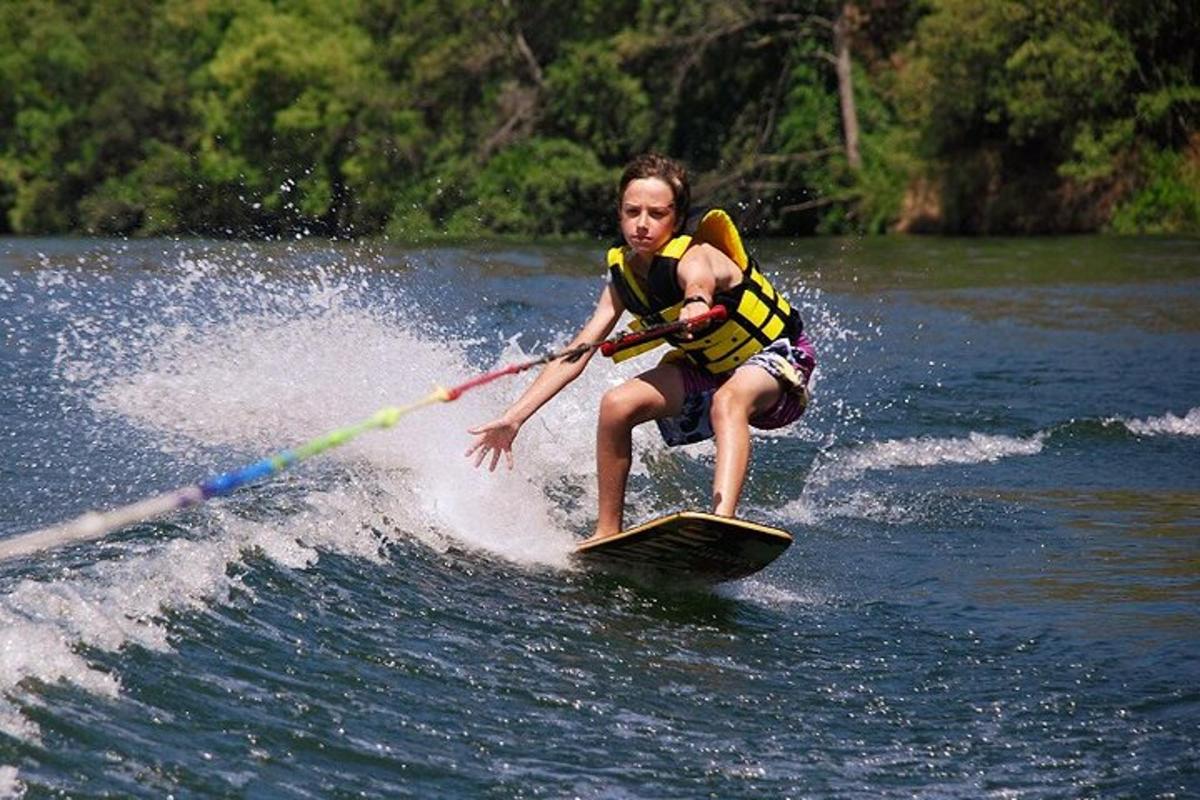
left=0, top=306, right=727, bottom=562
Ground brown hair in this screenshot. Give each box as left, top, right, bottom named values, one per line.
left=618, top=153, right=690, bottom=233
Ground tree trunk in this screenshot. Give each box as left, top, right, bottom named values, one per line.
left=834, top=3, right=862, bottom=171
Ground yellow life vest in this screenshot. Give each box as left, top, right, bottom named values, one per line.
left=606, top=209, right=799, bottom=375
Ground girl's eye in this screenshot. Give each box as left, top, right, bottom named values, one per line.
left=623, top=206, right=670, bottom=219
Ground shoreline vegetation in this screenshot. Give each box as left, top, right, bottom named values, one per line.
left=1, top=1, right=1196, bottom=241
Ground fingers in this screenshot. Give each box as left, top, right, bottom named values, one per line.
left=468, top=434, right=514, bottom=471
left=465, top=420, right=499, bottom=458
left=485, top=442, right=515, bottom=472
left=466, top=418, right=517, bottom=471
left=678, top=311, right=705, bottom=340
left=465, top=437, right=492, bottom=460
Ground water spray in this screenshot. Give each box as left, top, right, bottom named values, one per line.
left=0, top=307, right=727, bottom=562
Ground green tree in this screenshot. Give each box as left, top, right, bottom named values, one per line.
left=446, top=138, right=614, bottom=237
left=896, top=0, right=1197, bottom=233
left=196, top=0, right=422, bottom=235
left=0, top=0, right=91, bottom=232
left=1, top=0, right=1194, bottom=237
left=542, top=43, right=653, bottom=163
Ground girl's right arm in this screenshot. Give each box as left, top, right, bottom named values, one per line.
left=466, top=284, right=624, bottom=471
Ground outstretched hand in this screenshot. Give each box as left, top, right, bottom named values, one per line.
left=465, top=416, right=520, bottom=472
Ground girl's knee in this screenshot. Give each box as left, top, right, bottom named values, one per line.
left=599, top=385, right=642, bottom=428
left=713, top=367, right=782, bottom=425
left=710, top=387, right=751, bottom=428
left=601, top=369, right=684, bottom=430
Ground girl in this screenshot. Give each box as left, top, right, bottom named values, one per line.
left=467, top=153, right=815, bottom=540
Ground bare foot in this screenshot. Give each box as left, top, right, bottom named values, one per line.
left=581, top=528, right=619, bottom=544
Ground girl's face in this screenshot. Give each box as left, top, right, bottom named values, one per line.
left=619, top=177, right=678, bottom=259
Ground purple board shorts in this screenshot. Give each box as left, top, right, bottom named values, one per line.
left=655, top=331, right=817, bottom=446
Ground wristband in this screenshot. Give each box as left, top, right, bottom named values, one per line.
left=683, top=295, right=711, bottom=307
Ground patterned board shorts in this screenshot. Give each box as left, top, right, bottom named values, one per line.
left=655, top=332, right=817, bottom=446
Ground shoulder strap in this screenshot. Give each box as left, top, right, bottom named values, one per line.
left=607, top=246, right=654, bottom=316
left=691, top=209, right=750, bottom=271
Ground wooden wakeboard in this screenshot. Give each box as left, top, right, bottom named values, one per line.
left=573, top=510, right=792, bottom=584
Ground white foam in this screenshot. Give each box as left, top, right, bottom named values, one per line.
left=0, top=766, right=23, bottom=800
left=1114, top=407, right=1200, bottom=437
left=0, top=478, right=435, bottom=743
left=717, top=577, right=825, bottom=608
left=781, top=431, right=1046, bottom=524
left=0, top=529, right=242, bottom=741
left=810, top=431, right=1046, bottom=487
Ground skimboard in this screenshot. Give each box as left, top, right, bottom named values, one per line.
left=573, top=511, right=792, bottom=584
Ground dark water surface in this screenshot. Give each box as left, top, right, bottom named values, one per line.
left=0, top=235, right=1197, bottom=798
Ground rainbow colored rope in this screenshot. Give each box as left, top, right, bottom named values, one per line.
left=0, top=307, right=727, bottom=562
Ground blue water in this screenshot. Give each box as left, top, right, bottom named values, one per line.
left=0, top=236, right=1198, bottom=798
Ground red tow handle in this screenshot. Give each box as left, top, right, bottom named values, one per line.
left=600, top=305, right=728, bottom=358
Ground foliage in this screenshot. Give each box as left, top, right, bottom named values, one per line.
left=414, top=138, right=614, bottom=238
left=1109, top=139, right=1200, bottom=234
left=896, top=0, right=1198, bottom=233
left=0, top=0, right=1196, bottom=238
left=542, top=43, right=653, bottom=163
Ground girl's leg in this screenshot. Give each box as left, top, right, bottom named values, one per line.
left=592, top=364, right=686, bottom=539
left=709, top=366, right=783, bottom=516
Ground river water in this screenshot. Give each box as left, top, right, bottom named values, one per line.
left=0, top=235, right=1197, bottom=798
